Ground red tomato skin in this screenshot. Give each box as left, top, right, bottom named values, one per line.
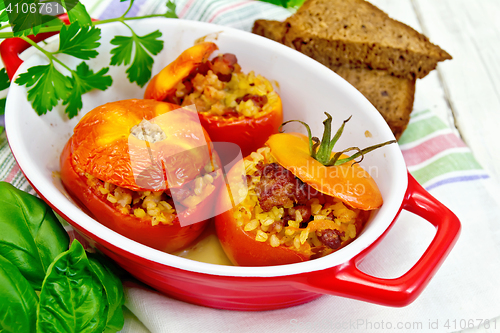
left=60, top=139, right=209, bottom=253
left=144, top=42, right=283, bottom=158
left=214, top=204, right=310, bottom=266
left=199, top=105, right=283, bottom=158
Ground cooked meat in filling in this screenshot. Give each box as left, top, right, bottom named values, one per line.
left=164, top=53, right=279, bottom=118
left=231, top=147, right=369, bottom=256
left=254, top=162, right=309, bottom=212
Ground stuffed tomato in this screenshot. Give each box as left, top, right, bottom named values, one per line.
left=144, top=42, right=283, bottom=157
left=60, top=99, right=219, bottom=253
left=214, top=114, right=395, bottom=266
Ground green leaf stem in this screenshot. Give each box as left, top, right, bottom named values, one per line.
left=281, top=112, right=396, bottom=166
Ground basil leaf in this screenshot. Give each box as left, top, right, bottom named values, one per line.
left=0, top=254, right=38, bottom=333
left=87, top=253, right=125, bottom=332
left=36, top=240, right=108, bottom=333
left=0, top=182, right=69, bottom=290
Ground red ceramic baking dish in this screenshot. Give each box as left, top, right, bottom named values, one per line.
left=3, top=18, right=460, bottom=311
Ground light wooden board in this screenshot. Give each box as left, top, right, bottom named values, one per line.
left=413, top=0, right=500, bottom=184
left=369, top=1, right=500, bottom=331
left=370, top=0, right=500, bottom=181
left=368, top=0, right=458, bottom=134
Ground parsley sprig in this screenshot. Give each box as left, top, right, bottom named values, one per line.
left=0, top=0, right=178, bottom=118
left=16, top=25, right=112, bottom=117
left=110, top=23, right=163, bottom=87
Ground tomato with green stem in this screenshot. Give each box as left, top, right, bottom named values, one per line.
left=215, top=113, right=395, bottom=266
left=144, top=41, right=283, bottom=157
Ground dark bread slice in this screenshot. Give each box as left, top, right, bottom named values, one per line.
left=252, top=19, right=287, bottom=43
left=252, top=19, right=415, bottom=139
left=333, top=65, right=415, bottom=139
left=283, top=0, right=451, bottom=79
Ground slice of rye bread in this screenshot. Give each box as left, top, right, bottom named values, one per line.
left=283, top=0, right=451, bottom=79
left=252, top=19, right=415, bottom=139
left=333, top=65, right=415, bottom=139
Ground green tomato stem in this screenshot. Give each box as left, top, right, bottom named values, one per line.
left=330, top=140, right=397, bottom=166
left=315, top=112, right=334, bottom=164
left=281, top=112, right=397, bottom=167
left=279, top=119, right=316, bottom=158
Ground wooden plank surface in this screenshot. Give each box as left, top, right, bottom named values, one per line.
left=413, top=0, right=500, bottom=184
left=369, top=0, right=500, bottom=189
left=414, top=2, right=500, bottom=331
left=368, top=0, right=459, bottom=132
left=369, top=1, right=500, bottom=331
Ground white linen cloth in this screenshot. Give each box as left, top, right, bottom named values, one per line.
left=118, top=177, right=500, bottom=333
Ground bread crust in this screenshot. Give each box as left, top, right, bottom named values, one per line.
left=252, top=19, right=416, bottom=140
left=283, top=0, right=451, bottom=79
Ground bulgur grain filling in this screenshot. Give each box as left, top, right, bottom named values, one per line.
left=233, top=147, right=370, bottom=258
left=164, top=53, right=279, bottom=118
left=84, top=169, right=216, bottom=227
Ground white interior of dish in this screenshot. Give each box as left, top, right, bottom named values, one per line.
left=6, top=19, right=407, bottom=277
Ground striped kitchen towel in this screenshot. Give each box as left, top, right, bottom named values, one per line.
left=398, top=109, right=488, bottom=190
left=0, top=130, right=34, bottom=193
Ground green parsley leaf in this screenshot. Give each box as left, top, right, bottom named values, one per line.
left=41, top=15, right=64, bottom=27
left=109, top=36, right=133, bottom=66
left=7, top=0, right=170, bottom=118
left=72, top=62, right=113, bottom=91
left=64, top=62, right=112, bottom=118
left=58, top=23, right=101, bottom=60
left=0, top=1, right=10, bottom=24
left=0, top=99, right=6, bottom=115
left=15, top=64, right=72, bottom=115
left=65, top=1, right=92, bottom=27
left=110, top=30, right=163, bottom=87
left=13, top=15, right=63, bottom=37
left=165, top=0, right=178, bottom=18
left=12, top=15, right=64, bottom=37
left=6, top=0, right=41, bottom=35
left=126, top=42, right=155, bottom=88
left=6, top=0, right=62, bottom=36
left=135, top=30, right=164, bottom=55
left=0, top=68, right=10, bottom=91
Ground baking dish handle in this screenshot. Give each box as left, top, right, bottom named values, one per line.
left=303, top=172, right=461, bottom=307
left=0, top=14, right=71, bottom=80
